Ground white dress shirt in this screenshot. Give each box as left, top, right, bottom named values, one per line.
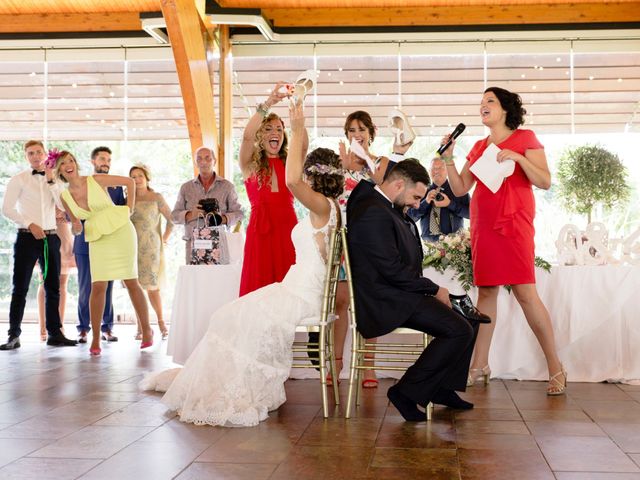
left=2, top=169, right=63, bottom=230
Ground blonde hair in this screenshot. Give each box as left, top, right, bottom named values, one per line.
left=129, top=164, right=153, bottom=191
left=251, top=113, right=288, bottom=187
left=53, top=151, right=78, bottom=183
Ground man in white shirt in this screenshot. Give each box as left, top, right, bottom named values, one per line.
left=1, top=140, right=77, bottom=350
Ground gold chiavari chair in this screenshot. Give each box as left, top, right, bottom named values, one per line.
left=291, top=227, right=342, bottom=418
left=341, top=228, right=433, bottom=420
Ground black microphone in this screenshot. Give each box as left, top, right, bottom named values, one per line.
left=437, top=123, right=466, bottom=156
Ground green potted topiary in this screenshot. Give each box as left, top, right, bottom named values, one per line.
left=556, top=144, right=630, bottom=224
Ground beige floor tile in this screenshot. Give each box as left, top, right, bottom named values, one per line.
left=93, top=401, right=175, bottom=427
left=0, top=457, right=101, bottom=480
left=174, top=462, right=277, bottom=480
left=527, top=420, right=606, bottom=437
left=459, top=447, right=555, bottom=480
left=0, top=438, right=50, bottom=468
left=538, top=436, right=640, bottom=472
left=455, top=419, right=530, bottom=435
left=78, top=440, right=206, bottom=480
left=28, top=425, right=154, bottom=459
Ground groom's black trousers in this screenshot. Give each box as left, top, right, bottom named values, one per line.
left=394, top=295, right=478, bottom=408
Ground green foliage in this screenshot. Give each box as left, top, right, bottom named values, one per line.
left=556, top=144, right=631, bottom=223
left=422, top=230, right=551, bottom=292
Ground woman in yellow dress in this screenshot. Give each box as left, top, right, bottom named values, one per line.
left=53, top=151, right=154, bottom=355
left=129, top=164, right=172, bottom=340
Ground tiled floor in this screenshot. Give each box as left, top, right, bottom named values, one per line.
left=1, top=323, right=639, bottom=479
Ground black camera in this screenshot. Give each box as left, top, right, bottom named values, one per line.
left=435, top=190, right=445, bottom=202
left=198, top=198, right=220, bottom=214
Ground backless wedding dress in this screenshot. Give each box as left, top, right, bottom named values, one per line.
left=140, top=199, right=337, bottom=427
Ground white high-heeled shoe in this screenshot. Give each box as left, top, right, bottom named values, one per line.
left=388, top=108, right=416, bottom=146
left=291, top=69, right=317, bottom=105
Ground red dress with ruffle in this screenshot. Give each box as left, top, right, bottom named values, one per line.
left=239, top=157, right=298, bottom=296
left=467, top=129, right=543, bottom=286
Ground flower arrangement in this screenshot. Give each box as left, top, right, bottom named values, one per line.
left=422, top=230, right=552, bottom=292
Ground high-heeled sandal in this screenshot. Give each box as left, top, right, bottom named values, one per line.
left=326, top=358, right=342, bottom=387
left=292, top=69, right=317, bottom=105
left=40, top=330, right=47, bottom=342
left=158, top=323, right=169, bottom=340
left=140, top=331, right=154, bottom=350
left=467, top=365, right=491, bottom=387
left=547, top=367, right=567, bottom=396
left=388, top=108, right=416, bottom=146
left=89, top=347, right=101, bottom=356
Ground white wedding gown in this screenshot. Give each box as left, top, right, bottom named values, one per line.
left=140, top=199, right=337, bottom=427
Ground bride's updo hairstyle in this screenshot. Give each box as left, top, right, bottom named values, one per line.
left=303, top=147, right=344, bottom=199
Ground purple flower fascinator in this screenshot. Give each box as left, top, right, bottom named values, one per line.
left=45, top=148, right=63, bottom=169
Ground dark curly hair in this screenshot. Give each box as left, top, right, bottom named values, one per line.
left=343, top=110, right=376, bottom=144
left=303, top=148, right=344, bottom=199
left=485, top=87, right=526, bottom=130
left=251, top=113, right=288, bottom=187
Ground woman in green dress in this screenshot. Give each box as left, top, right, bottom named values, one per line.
left=54, top=151, right=154, bottom=355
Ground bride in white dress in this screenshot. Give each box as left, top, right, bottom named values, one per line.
left=140, top=101, right=344, bottom=427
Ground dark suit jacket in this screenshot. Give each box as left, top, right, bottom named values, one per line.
left=346, top=181, right=439, bottom=339
left=407, top=180, right=470, bottom=242
left=73, top=186, right=126, bottom=255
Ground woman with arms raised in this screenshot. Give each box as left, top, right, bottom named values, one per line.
left=140, top=101, right=343, bottom=427
left=237, top=82, right=303, bottom=296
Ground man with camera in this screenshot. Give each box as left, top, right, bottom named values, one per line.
left=408, top=156, right=470, bottom=242
left=171, top=146, right=244, bottom=263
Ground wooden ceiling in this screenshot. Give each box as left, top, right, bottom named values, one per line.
left=1, top=0, right=640, bottom=31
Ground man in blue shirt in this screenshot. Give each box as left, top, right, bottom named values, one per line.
left=408, top=157, right=470, bottom=242
left=74, top=146, right=125, bottom=343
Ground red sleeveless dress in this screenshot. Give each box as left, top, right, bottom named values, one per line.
left=239, top=157, right=297, bottom=296
left=467, top=129, right=543, bottom=286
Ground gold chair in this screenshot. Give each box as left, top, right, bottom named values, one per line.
left=291, top=227, right=342, bottom=418
left=341, top=228, right=433, bottom=420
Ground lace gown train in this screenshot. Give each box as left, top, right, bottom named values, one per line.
left=140, top=200, right=337, bottom=427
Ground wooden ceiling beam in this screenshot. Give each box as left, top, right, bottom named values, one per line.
left=161, top=0, right=218, bottom=172
left=263, top=3, right=640, bottom=28
left=0, top=12, right=142, bottom=33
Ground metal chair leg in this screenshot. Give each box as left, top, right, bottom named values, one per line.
left=345, top=325, right=359, bottom=418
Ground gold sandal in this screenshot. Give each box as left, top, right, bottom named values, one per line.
left=547, top=367, right=567, bottom=396
left=467, top=365, right=491, bottom=386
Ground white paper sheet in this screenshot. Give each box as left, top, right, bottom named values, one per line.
left=469, top=143, right=515, bottom=193
left=350, top=139, right=376, bottom=172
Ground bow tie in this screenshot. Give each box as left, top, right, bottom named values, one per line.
left=32, top=169, right=45, bottom=176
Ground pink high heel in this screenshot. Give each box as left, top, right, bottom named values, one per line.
left=140, top=331, right=154, bottom=350
left=89, top=348, right=101, bottom=356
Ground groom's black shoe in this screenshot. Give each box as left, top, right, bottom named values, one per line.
left=449, top=294, right=491, bottom=324
left=387, top=385, right=427, bottom=422
left=432, top=389, right=474, bottom=410
left=0, top=336, right=21, bottom=350
left=46, top=335, right=77, bottom=347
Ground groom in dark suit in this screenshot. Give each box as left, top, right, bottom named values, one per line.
left=347, top=159, right=478, bottom=421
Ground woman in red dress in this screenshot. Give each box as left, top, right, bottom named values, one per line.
left=238, top=83, right=302, bottom=296
left=444, top=87, right=566, bottom=395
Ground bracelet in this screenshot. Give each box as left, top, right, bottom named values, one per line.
left=442, top=156, right=455, bottom=165
left=256, top=102, right=269, bottom=118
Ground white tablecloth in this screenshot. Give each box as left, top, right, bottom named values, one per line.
left=167, top=264, right=242, bottom=365
left=426, top=265, right=640, bottom=384
left=167, top=262, right=640, bottom=383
